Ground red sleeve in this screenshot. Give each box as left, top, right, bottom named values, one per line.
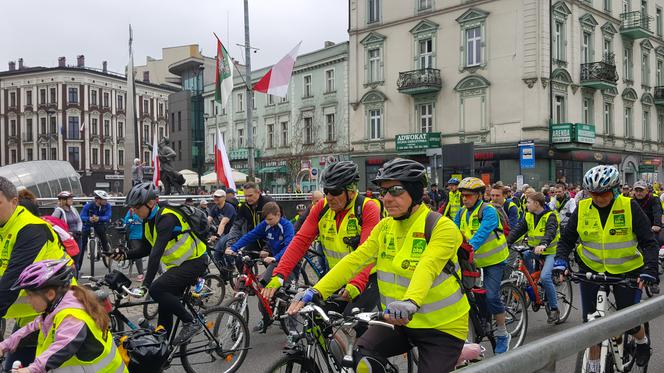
left=348, top=199, right=381, bottom=292
left=273, top=199, right=325, bottom=279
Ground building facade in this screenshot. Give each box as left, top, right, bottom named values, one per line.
left=134, top=45, right=216, bottom=89
left=0, top=56, right=175, bottom=193
left=349, top=0, right=664, bottom=189
left=202, top=41, right=350, bottom=193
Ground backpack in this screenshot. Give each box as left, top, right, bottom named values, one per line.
left=41, top=215, right=80, bottom=257
left=159, top=202, right=210, bottom=242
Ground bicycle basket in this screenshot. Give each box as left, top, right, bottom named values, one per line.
left=120, top=328, right=169, bottom=373
left=104, top=270, right=132, bottom=292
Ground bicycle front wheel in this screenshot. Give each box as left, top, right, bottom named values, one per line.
left=555, top=276, right=574, bottom=324
left=266, top=354, right=320, bottom=373
left=500, top=282, right=528, bottom=349
left=180, top=306, right=250, bottom=373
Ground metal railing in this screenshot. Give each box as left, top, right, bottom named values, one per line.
left=35, top=193, right=313, bottom=206
left=396, top=68, right=442, bottom=91
left=620, top=10, right=652, bottom=30
left=462, top=295, right=664, bottom=373
left=580, top=61, right=619, bottom=83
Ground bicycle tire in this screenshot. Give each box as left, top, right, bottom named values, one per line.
left=88, top=238, right=96, bottom=277
left=179, top=306, right=250, bottom=373
left=499, top=282, right=528, bottom=350
left=555, top=277, right=574, bottom=324
left=224, top=296, right=249, bottom=322
left=199, top=274, right=226, bottom=309
left=265, top=353, right=321, bottom=373
left=300, top=259, right=322, bottom=287
left=142, top=298, right=159, bottom=321
left=110, top=313, right=125, bottom=334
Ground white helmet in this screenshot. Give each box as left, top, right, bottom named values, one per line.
left=93, top=190, right=109, bottom=200
left=583, top=165, right=620, bottom=193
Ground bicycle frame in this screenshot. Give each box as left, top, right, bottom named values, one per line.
left=514, top=254, right=545, bottom=306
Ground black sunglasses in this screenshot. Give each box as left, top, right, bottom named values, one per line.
left=324, top=188, right=345, bottom=196
left=379, top=185, right=407, bottom=197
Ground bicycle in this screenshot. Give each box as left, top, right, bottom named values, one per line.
left=85, top=226, right=112, bottom=277
left=82, top=270, right=250, bottom=373
left=507, top=242, right=574, bottom=324
left=298, top=243, right=328, bottom=287
left=570, top=271, right=651, bottom=373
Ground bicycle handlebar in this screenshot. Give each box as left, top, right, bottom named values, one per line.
left=568, top=271, right=640, bottom=288
left=511, top=243, right=534, bottom=254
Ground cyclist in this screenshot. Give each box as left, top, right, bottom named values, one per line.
left=291, top=203, right=308, bottom=228
left=554, top=165, right=658, bottom=370
left=123, top=208, right=145, bottom=282
left=442, top=177, right=461, bottom=219
left=506, top=191, right=561, bottom=324
left=0, top=259, right=127, bottom=373
left=52, top=191, right=83, bottom=251
left=549, top=183, right=576, bottom=230
left=225, top=182, right=277, bottom=254
left=112, top=182, right=209, bottom=345
left=490, top=184, right=519, bottom=230
left=208, top=189, right=236, bottom=263
left=0, top=176, right=74, bottom=370
left=288, top=158, right=469, bottom=373
left=79, top=190, right=112, bottom=271
left=262, top=161, right=381, bottom=313
left=453, top=177, right=511, bottom=353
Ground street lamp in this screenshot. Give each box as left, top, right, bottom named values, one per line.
left=47, top=108, right=56, bottom=160
left=193, top=65, right=205, bottom=188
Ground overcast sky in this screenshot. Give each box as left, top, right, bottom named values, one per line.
left=1, top=0, right=348, bottom=74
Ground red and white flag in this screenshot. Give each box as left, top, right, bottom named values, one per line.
left=253, top=41, right=302, bottom=97
left=151, top=130, right=160, bottom=185
left=214, top=129, right=235, bottom=190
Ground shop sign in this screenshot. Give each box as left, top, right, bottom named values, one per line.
left=228, top=148, right=260, bottom=160
left=551, top=124, right=573, bottom=143
left=551, top=123, right=595, bottom=145
left=575, top=124, right=595, bottom=144
left=395, top=132, right=441, bottom=151
left=639, top=165, right=656, bottom=173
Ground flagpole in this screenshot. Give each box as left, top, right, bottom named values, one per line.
left=243, top=0, right=255, bottom=182
left=123, top=24, right=137, bottom=193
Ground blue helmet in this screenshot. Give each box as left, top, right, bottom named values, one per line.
left=447, top=177, right=460, bottom=185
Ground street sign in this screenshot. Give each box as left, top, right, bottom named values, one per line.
left=395, top=132, right=441, bottom=151
left=639, top=165, right=656, bottom=173
left=519, top=141, right=535, bottom=169
left=551, top=124, right=573, bottom=143
left=311, top=168, right=318, bottom=176
left=105, top=174, right=124, bottom=180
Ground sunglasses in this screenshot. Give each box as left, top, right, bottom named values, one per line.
left=589, top=190, right=612, bottom=197
left=324, top=188, right=345, bottom=196
left=379, top=185, right=407, bottom=197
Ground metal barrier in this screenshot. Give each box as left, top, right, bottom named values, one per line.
left=461, top=295, right=664, bottom=373
left=36, top=193, right=312, bottom=205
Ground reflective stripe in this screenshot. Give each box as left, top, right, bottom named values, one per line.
left=322, top=247, right=346, bottom=260
left=580, top=247, right=643, bottom=266
left=474, top=241, right=508, bottom=260
left=382, top=287, right=465, bottom=314
left=163, top=232, right=191, bottom=257
left=377, top=263, right=459, bottom=289
left=581, top=240, right=638, bottom=251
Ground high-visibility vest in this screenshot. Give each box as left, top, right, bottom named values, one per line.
left=376, top=206, right=469, bottom=330
left=145, top=207, right=205, bottom=269
left=317, top=194, right=372, bottom=269
left=525, top=210, right=559, bottom=255
left=0, top=206, right=74, bottom=320
left=444, top=190, right=462, bottom=219
left=36, top=307, right=128, bottom=373
left=459, top=201, right=509, bottom=268
left=576, top=195, right=644, bottom=274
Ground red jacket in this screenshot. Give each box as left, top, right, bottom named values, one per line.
left=273, top=197, right=380, bottom=292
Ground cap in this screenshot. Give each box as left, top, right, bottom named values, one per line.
left=633, top=181, right=648, bottom=190
left=226, top=188, right=236, bottom=194
left=199, top=199, right=209, bottom=205
left=213, top=189, right=226, bottom=197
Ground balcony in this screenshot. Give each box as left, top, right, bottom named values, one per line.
left=23, top=104, right=33, bottom=112
left=580, top=61, right=618, bottom=90
left=89, top=103, right=99, bottom=111
left=655, top=87, right=664, bottom=106
left=397, top=68, right=442, bottom=95
left=620, top=11, right=653, bottom=39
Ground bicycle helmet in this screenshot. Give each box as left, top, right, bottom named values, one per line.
left=583, top=165, right=620, bottom=193
left=458, top=177, right=486, bottom=193
left=320, top=161, right=360, bottom=189
left=371, top=158, right=428, bottom=186
left=11, top=259, right=74, bottom=291
left=93, top=190, right=109, bottom=200
left=125, top=182, right=159, bottom=207
left=57, top=191, right=73, bottom=199
left=296, top=203, right=307, bottom=212
left=447, top=177, right=460, bottom=185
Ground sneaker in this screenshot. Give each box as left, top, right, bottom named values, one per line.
left=635, top=342, right=651, bottom=367
left=174, top=321, right=202, bottom=345
left=253, top=320, right=265, bottom=333
left=494, top=333, right=511, bottom=354
left=547, top=309, right=560, bottom=325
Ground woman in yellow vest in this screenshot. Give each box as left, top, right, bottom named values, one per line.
left=554, top=165, right=658, bottom=370
left=0, top=259, right=127, bottom=373
left=506, top=192, right=561, bottom=324
left=287, top=158, right=469, bottom=373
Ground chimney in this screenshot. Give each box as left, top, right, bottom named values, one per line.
left=58, top=57, right=66, bottom=67
left=18, top=58, right=24, bottom=70
left=324, top=41, right=335, bottom=48
left=102, top=61, right=108, bottom=73
left=77, top=55, right=85, bottom=68
left=143, top=71, right=150, bottom=83
left=8, top=61, right=16, bottom=71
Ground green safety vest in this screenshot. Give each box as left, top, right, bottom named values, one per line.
left=525, top=210, right=559, bottom=256
left=444, top=190, right=462, bottom=219
left=145, top=207, right=205, bottom=269
left=317, top=194, right=371, bottom=269
left=459, top=201, right=509, bottom=268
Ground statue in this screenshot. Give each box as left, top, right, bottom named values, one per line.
left=158, top=137, right=184, bottom=195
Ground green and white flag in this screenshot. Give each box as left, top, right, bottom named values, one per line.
left=215, top=36, right=233, bottom=109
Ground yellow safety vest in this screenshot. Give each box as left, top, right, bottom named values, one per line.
left=36, top=307, right=127, bottom=373
left=459, top=201, right=509, bottom=268
left=317, top=194, right=371, bottom=269
left=376, top=206, right=469, bottom=330
left=145, top=207, right=206, bottom=269
left=444, top=190, right=462, bottom=219
left=0, top=206, right=74, bottom=320
left=525, top=211, right=559, bottom=256
left=576, top=195, right=644, bottom=274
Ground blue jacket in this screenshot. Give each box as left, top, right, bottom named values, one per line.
left=123, top=210, right=144, bottom=240
left=230, top=217, right=294, bottom=261
left=503, top=200, right=519, bottom=230
left=454, top=200, right=500, bottom=250
left=80, top=201, right=112, bottom=230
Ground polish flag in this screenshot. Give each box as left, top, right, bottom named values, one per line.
left=151, top=130, right=160, bottom=185
left=253, top=41, right=302, bottom=98
left=214, top=129, right=235, bottom=190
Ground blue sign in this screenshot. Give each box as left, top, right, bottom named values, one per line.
left=519, top=142, right=535, bottom=169
left=311, top=168, right=318, bottom=176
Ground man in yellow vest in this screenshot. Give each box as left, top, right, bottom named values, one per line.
left=554, top=165, right=658, bottom=370
left=0, top=176, right=73, bottom=370
left=113, top=182, right=208, bottom=345
left=443, top=177, right=461, bottom=219
left=287, top=158, right=469, bottom=373
left=453, top=177, right=511, bottom=354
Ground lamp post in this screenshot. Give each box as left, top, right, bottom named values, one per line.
left=193, top=65, right=205, bottom=188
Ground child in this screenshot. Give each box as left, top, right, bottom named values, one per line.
left=0, top=259, right=127, bottom=373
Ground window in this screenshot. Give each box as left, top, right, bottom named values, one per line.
left=368, top=0, right=380, bottom=23
left=326, top=113, right=336, bottom=142
left=582, top=32, right=592, bottom=64
left=104, top=149, right=111, bottom=166
left=419, top=103, right=433, bottom=132
left=50, top=117, right=57, bottom=134
left=625, top=106, right=633, bottom=138
left=68, top=87, right=78, bottom=103
left=418, top=38, right=433, bottom=69
left=104, top=120, right=110, bottom=137
left=280, top=94, right=288, bottom=103
left=27, top=149, right=33, bottom=161
left=644, top=109, right=651, bottom=138
left=418, top=0, right=431, bottom=11
left=623, top=0, right=631, bottom=13
left=50, top=148, right=56, bottom=161
left=465, top=27, right=482, bottom=67
left=178, top=111, right=182, bottom=131
left=159, top=103, right=164, bottom=116
left=143, top=99, right=149, bottom=114
left=9, top=92, right=16, bottom=107
left=118, top=122, right=124, bottom=138
left=10, top=120, right=16, bottom=137
left=159, top=127, right=164, bottom=139
left=267, top=123, right=274, bottom=148
left=118, top=150, right=124, bottom=166
left=582, top=97, right=594, bottom=124
left=117, top=95, right=124, bottom=110
left=26, top=91, right=32, bottom=106
left=605, top=0, right=612, bottom=12
left=325, top=70, right=335, bottom=93
left=143, top=125, right=149, bottom=143
left=91, top=90, right=97, bottom=106
left=171, top=113, right=175, bottom=132
left=603, top=38, right=613, bottom=62
left=178, top=141, right=182, bottom=161
left=303, top=75, right=312, bottom=97
left=304, top=117, right=313, bottom=144
left=657, top=7, right=663, bottom=36
left=26, top=119, right=33, bottom=141
left=144, top=151, right=151, bottom=166
left=267, top=95, right=275, bottom=106
left=368, top=48, right=382, bottom=83
left=238, top=128, right=244, bottom=147
left=41, top=148, right=46, bottom=160
left=281, top=121, right=288, bottom=147
left=103, top=92, right=109, bottom=108
left=50, top=87, right=56, bottom=103
left=237, top=93, right=244, bottom=112
left=92, top=148, right=99, bottom=165
left=68, top=147, right=79, bottom=170
left=659, top=113, right=664, bottom=142
left=369, top=109, right=382, bottom=139
left=554, top=21, right=565, bottom=61
left=40, top=89, right=46, bottom=104
left=554, top=95, right=566, bottom=123
left=40, top=118, right=46, bottom=134
left=10, top=150, right=16, bottom=164
left=91, top=118, right=98, bottom=135
left=642, top=52, right=651, bottom=86
left=252, top=94, right=256, bottom=109
left=658, top=59, right=664, bottom=85
left=67, top=117, right=79, bottom=139
left=624, top=47, right=633, bottom=81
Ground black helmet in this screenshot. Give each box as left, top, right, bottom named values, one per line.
left=371, top=158, right=428, bottom=187
left=320, top=161, right=360, bottom=189
left=125, top=182, right=158, bottom=207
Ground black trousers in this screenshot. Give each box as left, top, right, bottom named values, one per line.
left=79, top=223, right=111, bottom=270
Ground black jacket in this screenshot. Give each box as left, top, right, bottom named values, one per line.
left=506, top=208, right=558, bottom=248
left=634, top=194, right=663, bottom=228
left=226, top=194, right=279, bottom=248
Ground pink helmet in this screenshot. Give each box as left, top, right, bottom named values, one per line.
left=11, top=259, right=74, bottom=291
